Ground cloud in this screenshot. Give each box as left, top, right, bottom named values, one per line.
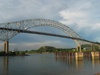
left=91, top=23, right=100, bottom=30
left=94, top=35, right=100, bottom=42
left=59, top=10, right=87, bottom=25
left=0, top=0, right=68, bottom=23
left=59, top=0, right=91, bottom=28
left=58, top=0, right=100, bottom=41
left=0, top=0, right=100, bottom=50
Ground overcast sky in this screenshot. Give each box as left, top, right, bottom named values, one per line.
left=0, top=0, right=100, bottom=51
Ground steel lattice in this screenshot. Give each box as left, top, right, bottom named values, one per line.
left=0, top=19, right=90, bottom=45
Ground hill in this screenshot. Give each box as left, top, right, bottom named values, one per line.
left=38, top=46, right=56, bottom=53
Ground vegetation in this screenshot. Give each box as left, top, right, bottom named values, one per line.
left=19, top=52, right=25, bottom=55
left=81, top=44, right=91, bottom=49
left=8, top=51, right=15, bottom=55
left=81, top=50, right=92, bottom=52
left=1, top=44, right=100, bottom=56
left=25, top=46, right=77, bottom=54
left=0, top=51, right=25, bottom=56
left=15, top=51, right=19, bottom=55
left=25, top=45, right=100, bottom=54
left=0, top=51, right=5, bottom=55
left=81, top=44, right=100, bottom=51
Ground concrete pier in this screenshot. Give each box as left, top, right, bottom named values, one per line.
left=55, top=51, right=100, bottom=61
left=75, top=52, right=78, bottom=60
left=75, top=52, right=83, bottom=60
left=91, top=51, right=99, bottom=59
left=3, top=41, right=9, bottom=53
left=94, top=51, right=99, bottom=57
left=78, top=52, right=83, bottom=58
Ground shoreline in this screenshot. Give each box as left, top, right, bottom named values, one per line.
left=26, top=53, right=54, bottom=54
left=0, top=54, right=29, bottom=56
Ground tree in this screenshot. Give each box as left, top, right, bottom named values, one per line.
left=25, top=50, right=28, bottom=53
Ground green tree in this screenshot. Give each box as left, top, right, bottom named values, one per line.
left=8, top=51, right=15, bottom=55
left=25, top=50, right=28, bottom=53
left=19, top=52, right=25, bottom=55
left=15, top=52, right=19, bottom=55
left=0, top=51, right=5, bottom=55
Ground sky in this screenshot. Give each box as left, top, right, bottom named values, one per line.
left=0, top=0, right=100, bottom=51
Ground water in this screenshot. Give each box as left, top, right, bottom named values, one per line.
left=0, top=54, right=100, bottom=75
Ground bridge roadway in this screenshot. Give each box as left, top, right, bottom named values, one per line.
left=0, top=27, right=99, bottom=45
left=0, top=27, right=100, bottom=53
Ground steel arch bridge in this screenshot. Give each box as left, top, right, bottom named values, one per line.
left=0, top=19, right=88, bottom=45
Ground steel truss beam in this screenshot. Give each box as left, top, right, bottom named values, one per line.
left=0, top=19, right=90, bottom=45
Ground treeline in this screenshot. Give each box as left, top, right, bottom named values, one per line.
left=25, top=45, right=100, bottom=54
left=0, top=51, right=25, bottom=56
left=25, top=46, right=76, bottom=53
left=81, top=44, right=99, bottom=50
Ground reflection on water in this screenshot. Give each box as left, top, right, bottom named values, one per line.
left=3, top=56, right=8, bottom=75
left=1, top=54, right=100, bottom=75
left=55, top=55, right=83, bottom=69
left=55, top=53, right=100, bottom=70
left=92, top=57, right=100, bottom=68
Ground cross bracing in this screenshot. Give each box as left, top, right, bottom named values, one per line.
left=0, top=19, right=91, bottom=45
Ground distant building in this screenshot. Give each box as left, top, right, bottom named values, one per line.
left=9, top=50, right=14, bottom=52
left=73, top=49, right=75, bottom=51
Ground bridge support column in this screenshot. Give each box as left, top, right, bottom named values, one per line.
left=76, top=45, right=81, bottom=52
left=3, top=41, right=9, bottom=53
left=98, top=45, right=100, bottom=50
left=91, top=45, right=95, bottom=51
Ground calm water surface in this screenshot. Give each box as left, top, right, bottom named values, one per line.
left=0, top=54, right=100, bottom=75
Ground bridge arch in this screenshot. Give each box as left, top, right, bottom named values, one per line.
left=0, top=19, right=87, bottom=45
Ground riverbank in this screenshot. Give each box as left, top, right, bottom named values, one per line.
left=0, top=54, right=29, bottom=56
left=0, top=51, right=29, bottom=56
left=25, top=53, right=54, bottom=54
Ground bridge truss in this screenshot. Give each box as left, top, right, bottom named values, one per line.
left=0, top=19, right=90, bottom=45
